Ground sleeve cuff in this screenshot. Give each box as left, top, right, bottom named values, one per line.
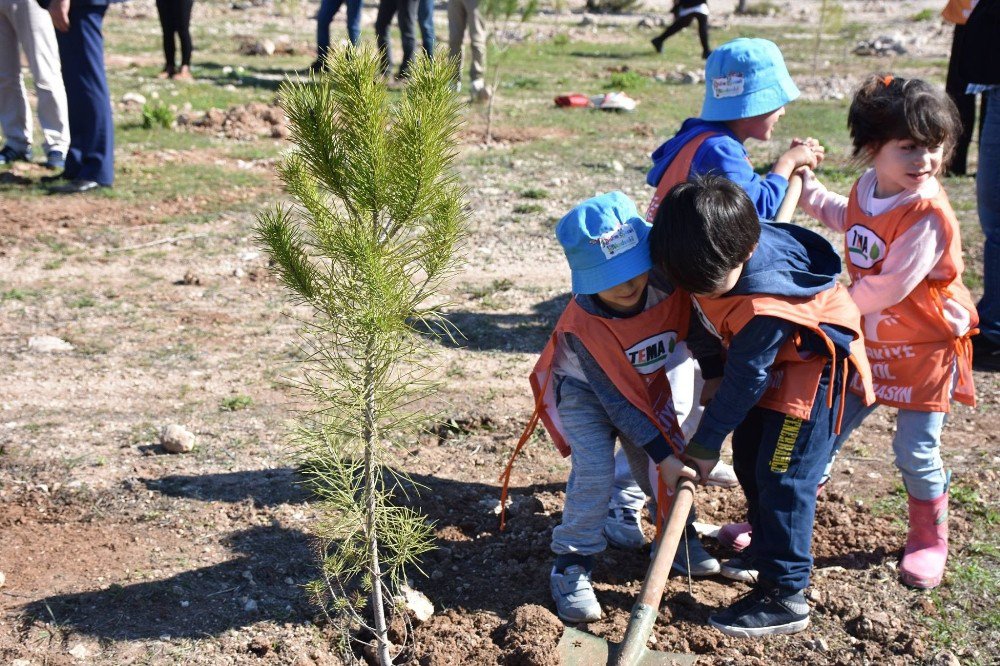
left=684, top=439, right=720, bottom=460
left=642, top=433, right=672, bottom=464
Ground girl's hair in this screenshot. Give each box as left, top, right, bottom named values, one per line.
left=847, top=74, right=962, bottom=164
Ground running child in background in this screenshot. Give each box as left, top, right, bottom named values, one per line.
left=651, top=0, right=712, bottom=60
left=797, top=74, right=979, bottom=589
left=650, top=175, right=873, bottom=637
left=646, top=38, right=824, bottom=224
left=514, top=192, right=724, bottom=624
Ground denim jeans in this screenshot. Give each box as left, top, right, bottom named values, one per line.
left=823, top=391, right=949, bottom=501
left=733, top=365, right=841, bottom=592
left=375, top=0, right=418, bottom=77
left=317, top=0, right=361, bottom=53
left=978, top=87, right=1000, bottom=343
left=417, top=0, right=434, bottom=55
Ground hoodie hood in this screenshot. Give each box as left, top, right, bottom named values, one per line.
left=729, top=222, right=841, bottom=298
left=646, top=118, right=736, bottom=188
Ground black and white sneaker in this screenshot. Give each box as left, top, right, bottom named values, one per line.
left=708, top=583, right=810, bottom=637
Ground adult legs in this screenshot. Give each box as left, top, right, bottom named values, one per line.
left=155, top=0, right=177, bottom=73
left=465, top=0, right=485, bottom=84
left=417, top=0, right=434, bottom=55
left=977, top=88, right=1000, bottom=346
left=396, top=0, right=419, bottom=77
left=693, top=13, right=710, bottom=57
left=56, top=5, right=114, bottom=186
left=345, top=0, right=362, bottom=46
left=177, top=0, right=194, bottom=68
left=374, top=0, right=398, bottom=75
left=651, top=14, right=694, bottom=52
left=10, top=0, right=69, bottom=157
left=316, top=0, right=346, bottom=60
left=446, top=0, right=466, bottom=82
left=0, top=1, right=32, bottom=154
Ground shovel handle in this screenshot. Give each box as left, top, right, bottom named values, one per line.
left=637, top=478, right=695, bottom=609
left=773, top=171, right=803, bottom=223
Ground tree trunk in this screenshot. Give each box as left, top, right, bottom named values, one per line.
left=736, top=0, right=748, bottom=13
left=363, top=354, right=392, bottom=666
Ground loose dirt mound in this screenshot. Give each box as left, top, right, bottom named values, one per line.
left=498, top=604, right=562, bottom=666
left=179, top=103, right=289, bottom=141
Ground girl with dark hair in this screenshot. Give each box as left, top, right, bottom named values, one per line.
left=797, top=74, right=979, bottom=590
left=651, top=0, right=711, bottom=60
left=156, top=0, right=194, bottom=79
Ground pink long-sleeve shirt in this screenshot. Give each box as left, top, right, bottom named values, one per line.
left=798, top=168, right=972, bottom=336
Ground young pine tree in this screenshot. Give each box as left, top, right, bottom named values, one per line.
left=255, top=44, right=467, bottom=664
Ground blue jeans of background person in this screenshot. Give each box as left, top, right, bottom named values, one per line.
left=375, top=0, right=418, bottom=77
left=317, top=0, right=361, bottom=54
left=55, top=4, right=113, bottom=186
left=417, top=0, right=434, bottom=55
left=732, top=365, right=840, bottom=592
left=821, top=391, right=949, bottom=501
left=978, top=87, right=1000, bottom=344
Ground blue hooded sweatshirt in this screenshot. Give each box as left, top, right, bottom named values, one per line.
left=647, top=118, right=790, bottom=221
left=686, top=222, right=855, bottom=455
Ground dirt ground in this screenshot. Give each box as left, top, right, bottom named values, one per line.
left=1, top=0, right=997, bottom=664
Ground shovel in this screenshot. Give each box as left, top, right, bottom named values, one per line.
left=557, top=478, right=698, bottom=666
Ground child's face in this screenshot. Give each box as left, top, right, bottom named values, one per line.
left=729, top=107, right=786, bottom=142
left=596, top=272, right=649, bottom=313
left=696, top=263, right=744, bottom=299
left=871, top=138, right=944, bottom=197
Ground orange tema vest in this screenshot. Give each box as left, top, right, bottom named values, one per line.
left=645, top=132, right=717, bottom=222
left=843, top=182, right=978, bottom=411
left=498, top=291, right=691, bottom=529
left=942, top=0, right=975, bottom=24
left=691, top=286, right=875, bottom=423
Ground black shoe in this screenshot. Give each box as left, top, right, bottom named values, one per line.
left=308, top=58, right=326, bottom=74
left=708, top=582, right=810, bottom=637
left=41, top=170, right=71, bottom=183
left=0, top=144, right=32, bottom=165
left=651, top=36, right=664, bottom=54
left=48, top=179, right=106, bottom=194
left=972, top=333, right=1000, bottom=372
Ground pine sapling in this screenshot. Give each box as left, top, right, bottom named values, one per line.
left=255, top=44, right=467, bottom=664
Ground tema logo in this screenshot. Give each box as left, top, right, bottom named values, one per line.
left=625, top=332, right=677, bottom=375
left=846, top=224, right=887, bottom=269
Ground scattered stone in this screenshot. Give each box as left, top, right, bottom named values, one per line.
left=121, top=92, right=147, bottom=106
left=68, top=644, right=89, bottom=660
left=0, top=571, right=5, bottom=587
left=180, top=270, right=201, bottom=285
left=806, top=588, right=822, bottom=603
left=240, top=39, right=276, bottom=56
left=248, top=636, right=271, bottom=656
left=244, top=598, right=258, bottom=612
left=28, top=335, right=74, bottom=353
left=160, top=424, right=196, bottom=453
left=813, top=637, right=828, bottom=652
left=930, top=651, right=961, bottom=666
left=681, top=70, right=703, bottom=84
left=611, top=160, right=625, bottom=173
left=853, top=34, right=908, bottom=56
left=398, top=584, right=434, bottom=624
left=579, top=14, right=595, bottom=26
left=12, top=660, right=30, bottom=666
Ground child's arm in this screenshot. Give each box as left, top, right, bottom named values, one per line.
left=848, top=214, right=947, bottom=316
left=683, top=316, right=796, bottom=480
left=700, top=139, right=801, bottom=220
left=797, top=167, right=849, bottom=232
left=566, top=335, right=682, bottom=463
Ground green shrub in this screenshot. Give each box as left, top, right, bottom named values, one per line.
left=142, top=102, right=175, bottom=130
left=586, top=0, right=641, bottom=14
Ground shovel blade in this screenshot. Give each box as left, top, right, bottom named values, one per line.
left=557, top=626, right=697, bottom=666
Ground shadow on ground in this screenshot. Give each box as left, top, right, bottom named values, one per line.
left=427, top=292, right=569, bottom=353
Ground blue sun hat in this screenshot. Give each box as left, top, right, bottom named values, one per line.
left=700, top=38, right=800, bottom=121
left=556, top=191, right=652, bottom=295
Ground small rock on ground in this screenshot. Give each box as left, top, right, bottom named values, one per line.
left=28, top=335, right=74, bottom=353
left=160, top=424, right=196, bottom=453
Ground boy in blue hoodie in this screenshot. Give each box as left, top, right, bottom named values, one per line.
left=649, top=175, right=873, bottom=637
left=646, top=38, right=824, bottom=223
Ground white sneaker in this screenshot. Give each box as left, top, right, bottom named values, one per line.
left=470, top=79, right=492, bottom=102
left=720, top=556, right=759, bottom=583
left=707, top=461, right=739, bottom=488
left=550, top=565, right=602, bottom=623
left=603, top=507, right=647, bottom=550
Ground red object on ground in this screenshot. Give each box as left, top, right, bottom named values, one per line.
left=555, top=94, right=591, bottom=108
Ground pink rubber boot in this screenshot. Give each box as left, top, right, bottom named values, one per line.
left=718, top=522, right=752, bottom=551
left=900, top=492, right=949, bottom=589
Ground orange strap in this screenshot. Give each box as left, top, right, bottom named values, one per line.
left=497, top=372, right=550, bottom=531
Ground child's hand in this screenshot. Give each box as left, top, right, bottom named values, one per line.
left=790, top=137, right=826, bottom=166
left=658, top=455, right=698, bottom=491
left=784, top=144, right=821, bottom=170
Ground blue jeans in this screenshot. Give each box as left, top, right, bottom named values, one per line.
left=417, top=0, right=434, bottom=55
left=56, top=5, right=113, bottom=186
left=733, top=365, right=841, bottom=591
left=978, top=87, right=1000, bottom=343
left=375, top=0, right=418, bottom=77
left=317, top=0, right=361, bottom=53
left=823, top=391, right=949, bottom=501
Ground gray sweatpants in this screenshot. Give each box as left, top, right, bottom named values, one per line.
left=446, top=0, right=485, bottom=85
left=0, top=0, right=70, bottom=155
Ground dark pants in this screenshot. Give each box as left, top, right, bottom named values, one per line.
left=655, top=12, right=710, bottom=57
left=732, top=365, right=841, bottom=591
left=56, top=5, right=114, bottom=186
left=375, top=0, right=418, bottom=77
left=156, top=0, right=194, bottom=69
left=317, top=0, right=362, bottom=54
left=946, top=24, right=988, bottom=176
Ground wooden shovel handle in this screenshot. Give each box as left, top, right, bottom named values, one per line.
left=774, top=171, right=804, bottom=223
left=638, top=478, right=695, bottom=609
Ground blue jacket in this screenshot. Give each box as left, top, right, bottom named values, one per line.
left=647, top=118, right=790, bottom=220
left=689, top=222, right=853, bottom=454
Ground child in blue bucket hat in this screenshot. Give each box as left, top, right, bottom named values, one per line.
left=645, top=37, right=826, bottom=223
left=502, top=192, right=726, bottom=623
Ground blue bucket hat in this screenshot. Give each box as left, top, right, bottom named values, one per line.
left=700, top=38, right=800, bottom=122
left=556, top=191, right=652, bottom=295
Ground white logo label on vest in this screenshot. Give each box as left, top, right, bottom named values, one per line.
left=625, top=332, right=678, bottom=375
left=846, top=224, right=887, bottom=269
left=597, top=223, right=639, bottom=259
left=712, top=72, right=745, bottom=99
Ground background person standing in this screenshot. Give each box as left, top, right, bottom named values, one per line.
left=155, top=0, right=195, bottom=79
left=0, top=0, right=70, bottom=169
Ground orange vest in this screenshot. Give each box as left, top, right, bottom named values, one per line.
left=646, top=132, right=717, bottom=223
left=498, top=290, right=691, bottom=529
left=942, top=0, right=976, bottom=24
left=843, top=183, right=978, bottom=411
left=691, top=286, right=874, bottom=426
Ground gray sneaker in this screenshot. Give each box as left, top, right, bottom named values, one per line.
left=670, top=524, right=721, bottom=576
left=550, top=564, right=602, bottom=623
left=720, top=556, right=759, bottom=583
left=603, top=507, right=647, bottom=550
